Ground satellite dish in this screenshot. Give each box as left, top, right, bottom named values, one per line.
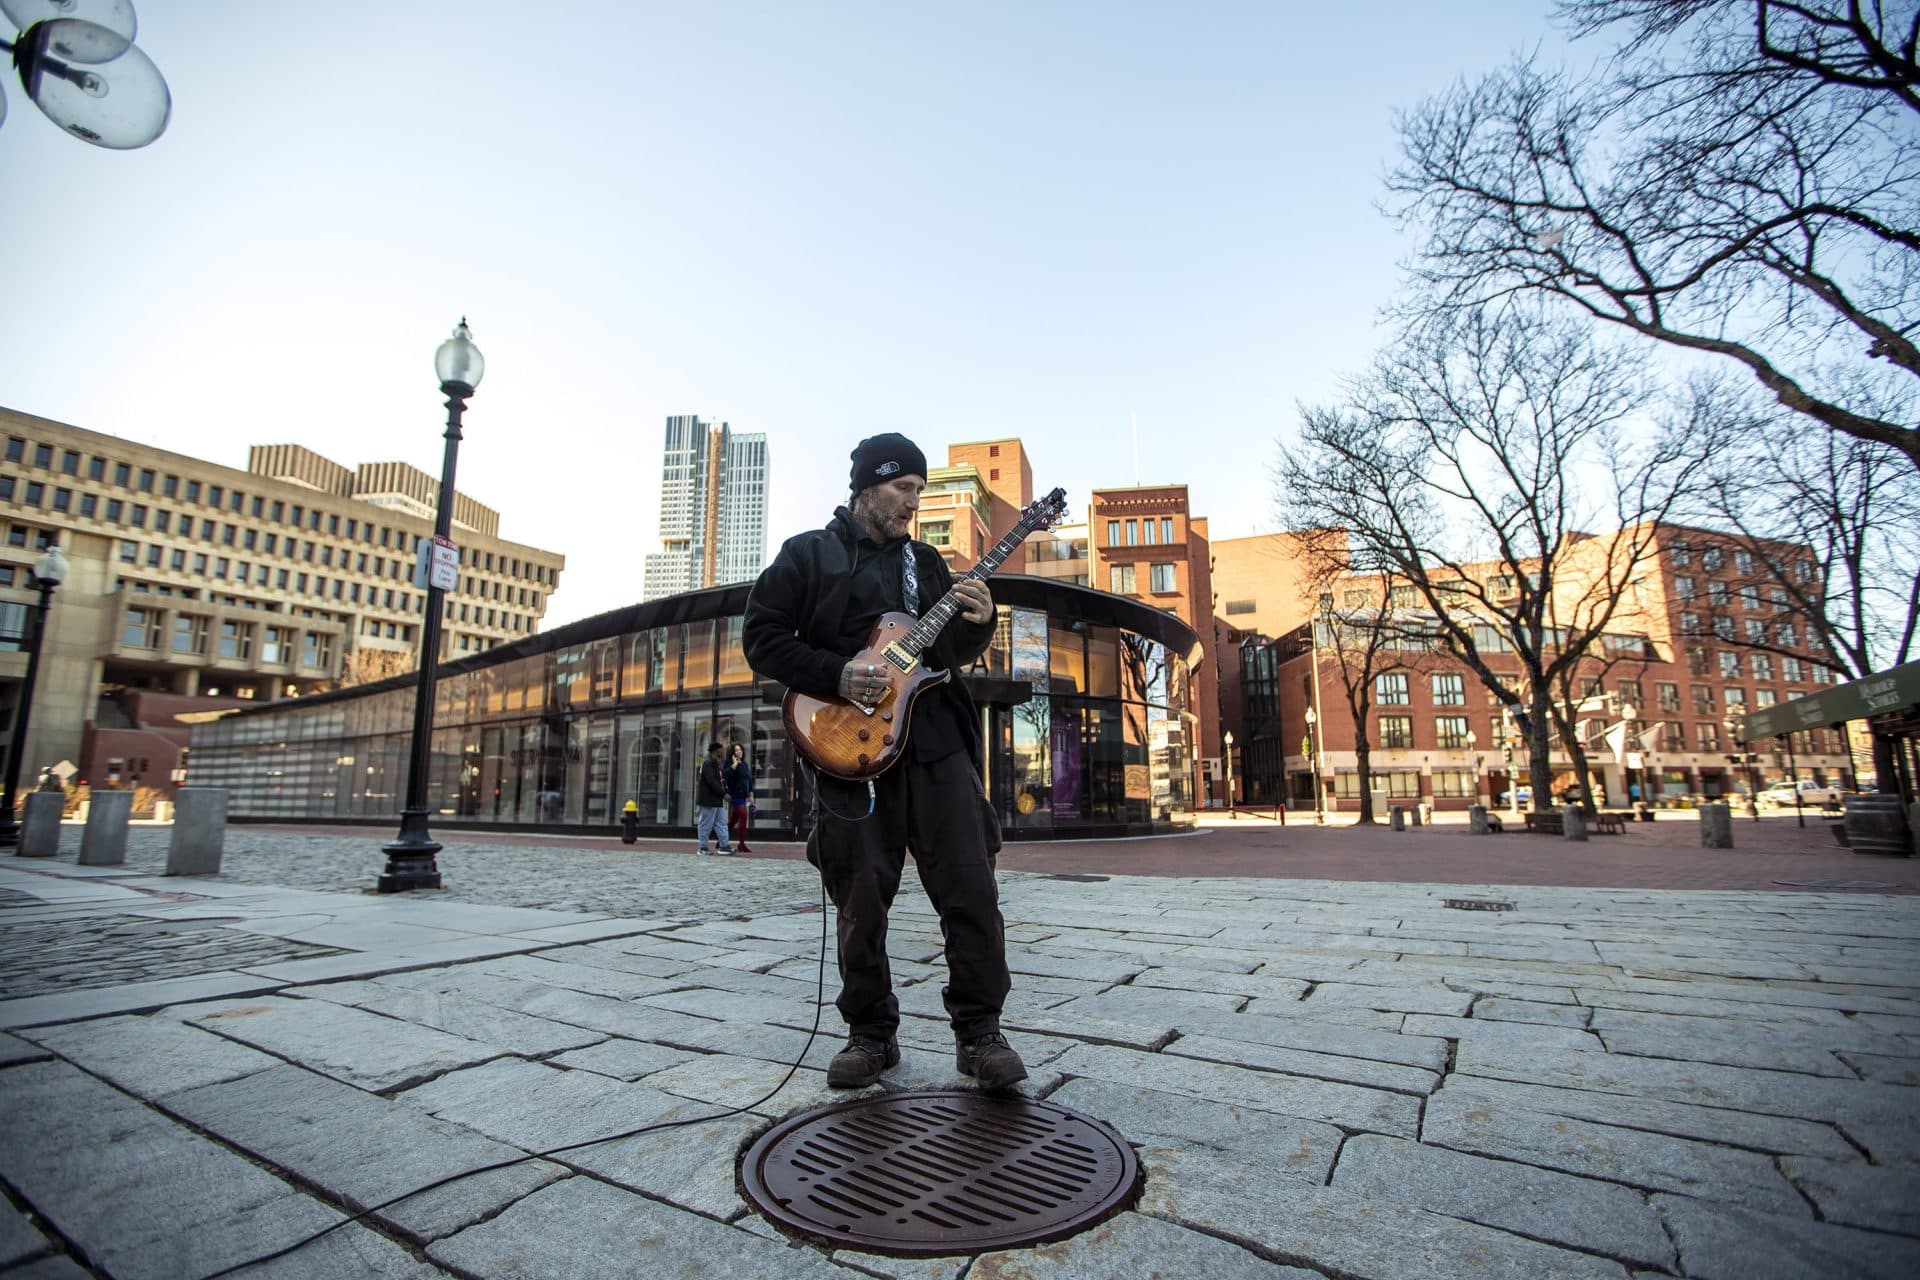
left=0, top=0, right=135, bottom=42
left=14, top=17, right=169, bottom=147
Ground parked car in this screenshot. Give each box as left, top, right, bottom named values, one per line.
left=1496, top=785, right=1533, bottom=805
left=1758, top=780, right=1844, bottom=810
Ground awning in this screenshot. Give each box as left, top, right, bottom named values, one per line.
left=1741, top=660, right=1920, bottom=740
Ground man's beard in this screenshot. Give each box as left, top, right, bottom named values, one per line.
left=853, top=493, right=912, bottom=539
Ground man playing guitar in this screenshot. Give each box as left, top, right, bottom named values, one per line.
left=743, top=432, right=1026, bottom=1091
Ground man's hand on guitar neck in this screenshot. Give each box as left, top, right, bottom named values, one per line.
left=953, top=579, right=993, bottom=624
left=840, top=660, right=890, bottom=708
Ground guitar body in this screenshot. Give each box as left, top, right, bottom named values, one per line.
left=784, top=611, right=950, bottom=780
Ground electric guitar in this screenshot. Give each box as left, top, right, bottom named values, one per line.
left=785, top=487, right=1069, bottom=780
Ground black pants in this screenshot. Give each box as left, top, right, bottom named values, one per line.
left=809, top=750, right=1010, bottom=1042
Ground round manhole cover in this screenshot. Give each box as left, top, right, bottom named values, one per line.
left=739, top=1090, right=1140, bottom=1256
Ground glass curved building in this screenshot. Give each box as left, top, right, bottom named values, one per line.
left=186, top=577, right=1203, bottom=839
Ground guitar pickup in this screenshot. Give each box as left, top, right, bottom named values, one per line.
left=882, top=647, right=915, bottom=673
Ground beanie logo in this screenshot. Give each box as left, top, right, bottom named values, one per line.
left=875, top=461, right=900, bottom=477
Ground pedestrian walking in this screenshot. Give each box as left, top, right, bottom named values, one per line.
left=725, top=742, right=755, bottom=853
left=694, top=740, right=732, bottom=856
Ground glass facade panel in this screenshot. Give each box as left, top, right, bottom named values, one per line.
left=187, top=583, right=1200, bottom=839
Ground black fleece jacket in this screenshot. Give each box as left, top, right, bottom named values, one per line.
left=743, top=507, right=995, bottom=768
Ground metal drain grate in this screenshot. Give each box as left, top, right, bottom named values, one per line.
left=739, top=1090, right=1140, bottom=1256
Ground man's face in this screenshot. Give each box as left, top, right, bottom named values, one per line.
left=855, top=475, right=924, bottom=540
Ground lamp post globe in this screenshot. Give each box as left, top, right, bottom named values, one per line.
left=380, top=319, right=483, bottom=892
left=0, top=541, right=70, bottom=850
left=1222, top=730, right=1235, bottom=818
left=1304, top=705, right=1323, bottom=823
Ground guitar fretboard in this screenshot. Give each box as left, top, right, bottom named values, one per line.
left=900, top=510, right=1050, bottom=657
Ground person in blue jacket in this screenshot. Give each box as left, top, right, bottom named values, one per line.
left=725, top=742, right=755, bottom=853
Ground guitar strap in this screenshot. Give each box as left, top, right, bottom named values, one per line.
left=901, top=543, right=920, bottom=615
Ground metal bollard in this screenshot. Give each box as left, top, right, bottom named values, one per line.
left=165, top=788, right=229, bottom=875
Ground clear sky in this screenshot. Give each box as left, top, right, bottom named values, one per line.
left=1, top=1, right=1572, bottom=627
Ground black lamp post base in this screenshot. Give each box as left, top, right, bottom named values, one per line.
left=380, top=810, right=443, bottom=892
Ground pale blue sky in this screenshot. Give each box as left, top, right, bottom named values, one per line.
left=2, top=1, right=1571, bottom=626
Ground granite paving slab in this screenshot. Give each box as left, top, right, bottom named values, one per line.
left=1141, top=1145, right=1628, bottom=1279
left=1432, top=1075, right=1862, bottom=1159
left=1050, top=1041, right=1421, bottom=1135
left=1400, top=1013, right=1607, bottom=1053
left=1047, top=1076, right=1342, bottom=1178
left=428, top=1175, right=856, bottom=1278
left=1331, top=1133, right=1677, bottom=1269
left=1840, top=1051, right=1920, bottom=1084
left=164, top=1063, right=533, bottom=1216
left=400, top=1057, right=703, bottom=1150
left=281, top=980, right=608, bottom=1056
left=24, top=1012, right=279, bottom=1099
left=567, top=1111, right=766, bottom=1220
left=0, top=971, right=287, bottom=1029
left=0, top=1059, right=345, bottom=1280
left=1422, top=1089, right=1810, bottom=1213
left=380, top=1160, right=573, bottom=1244
left=472, top=952, right=692, bottom=999
left=1473, top=997, right=1593, bottom=1027
left=184, top=996, right=505, bottom=1091
left=1655, top=1191, right=1920, bottom=1279
left=969, top=1210, right=1320, bottom=1278
left=548, top=1036, right=702, bottom=1081
left=0, top=1029, right=52, bottom=1066
left=0, top=1208, right=56, bottom=1269
left=1779, top=1157, right=1920, bottom=1236
left=1162, top=1032, right=1442, bottom=1094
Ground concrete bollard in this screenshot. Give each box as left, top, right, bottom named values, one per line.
left=18, top=791, right=63, bottom=858
left=1389, top=805, right=1406, bottom=831
left=1409, top=803, right=1423, bottom=827
left=79, top=789, right=134, bottom=866
left=1700, top=802, right=1734, bottom=849
left=165, top=788, right=229, bottom=876
left=1561, top=805, right=1589, bottom=841
left=1469, top=804, right=1490, bottom=834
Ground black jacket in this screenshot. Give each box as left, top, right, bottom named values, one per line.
left=697, top=754, right=728, bottom=806
left=744, top=507, right=995, bottom=768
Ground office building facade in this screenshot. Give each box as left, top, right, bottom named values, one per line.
left=1, top=407, right=565, bottom=798
left=641, top=415, right=768, bottom=601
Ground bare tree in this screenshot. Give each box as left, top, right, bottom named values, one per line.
left=1299, top=563, right=1428, bottom=825
left=339, top=645, right=416, bottom=688
left=1390, top=1, right=1920, bottom=468
left=1282, top=306, right=1704, bottom=813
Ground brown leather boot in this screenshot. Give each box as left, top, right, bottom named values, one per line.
left=955, top=1031, right=1028, bottom=1090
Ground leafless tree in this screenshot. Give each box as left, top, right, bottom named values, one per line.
left=1391, top=1, right=1920, bottom=468
left=1281, top=306, right=1704, bottom=813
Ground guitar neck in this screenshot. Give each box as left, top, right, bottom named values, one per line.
left=900, top=519, right=1038, bottom=657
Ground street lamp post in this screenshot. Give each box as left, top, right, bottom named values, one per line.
left=1304, top=705, right=1323, bottom=823
left=1222, top=730, right=1236, bottom=819
left=379, top=319, right=484, bottom=893
left=1, top=543, right=70, bottom=850
left=1725, top=714, right=1759, bottom=821
left=1466, top=728, right=1481, bottom=808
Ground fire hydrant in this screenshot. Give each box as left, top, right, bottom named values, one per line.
left=619, top=799, right=640, bottom=845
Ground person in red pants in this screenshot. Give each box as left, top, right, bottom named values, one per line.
left=725, top=742, right=755, bottom=853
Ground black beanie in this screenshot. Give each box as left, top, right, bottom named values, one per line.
left=849, top=433, right=927, bottom=495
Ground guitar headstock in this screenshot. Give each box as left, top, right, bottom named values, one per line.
left=1021, top=487, right=1069, bottom=532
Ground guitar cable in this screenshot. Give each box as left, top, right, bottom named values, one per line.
left=196, top=763, right=873, bottom=1280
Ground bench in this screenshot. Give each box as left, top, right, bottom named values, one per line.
left=1592, top=811, right=1629, bottom=835
left=1523, top=811, right=1563, bottom=835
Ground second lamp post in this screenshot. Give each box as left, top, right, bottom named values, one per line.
left=379, top=320, right=484, bottom=893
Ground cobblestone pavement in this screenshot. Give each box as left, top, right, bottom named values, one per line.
left=1, top=830, right=1917, bottom=1279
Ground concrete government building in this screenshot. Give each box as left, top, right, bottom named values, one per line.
left=0, top=406, right=565, bottom=797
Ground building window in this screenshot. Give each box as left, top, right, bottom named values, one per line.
left=1724, top=686, right=1746, bottom=709
left=32, top=443, right=52, bottom=468
left=1433, top=769, right=1475, bottom=797
left=1431, top=673, right=1465, bottom=706
left=59, top=449, right=79, bottom=475
left=1702, top=546, right=1724, bottom=571
left=1109, top=564, right=1135, bottom=593
left=145, top=544, right=161, bottom=566
left=1436, top=715, right=1470, bottom=748
left=24, top=482, right=44, bottom=506
left=1141, top=519, right=1157, bottom=546
left=1718, top=651, right=1741, bottom=677
left=1674, top=575, right=1695, bottom=600
left=219, top=621, right=253, bottom=659
left=1681, top=612, right=1701, bottom=636
left=171, top=614, right=208, bottom=654
left=137, top=468, right=155, bottom=492
left=3, top=437, right=23, bottom=463
left=170, top=549, right=186, bottom=571
left=262, top=627, right=288, bottom=663
left=1149, top=563, right=1176, bottom=593
left=1161, top=517, right=1174, bottom=543
left=1753, top=653, right=1775, bottom=681
left=79, top=494, right=97, bottom=517
left=989, top=468, right=999, bottom=481
left=300, top=632, right=332, bottom=669
left=1375, top=672, right=1409, bottom=706
left=185, top=480, right=201, bottom=502
left=1669, top=540, right=1692, bottom=566
left=1379, top=715, right=1414, bottom=749
left=162, top=474, right=178, bottom=497
left=51, top=488, right=71, bottom=512
left=122, top=607, right=160, bottom=649
left=1224, top=599, right=1256, bottom=615
left=1698, top=722, right=1720, bottom=751
left=920, top=521, right=951, bottom=547
left=1738, top=584, right=1760, bottom=609
left=1733, top=549, right=1753, bottom=574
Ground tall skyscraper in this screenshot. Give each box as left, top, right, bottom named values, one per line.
left=641, top=414, right=769, bottom=601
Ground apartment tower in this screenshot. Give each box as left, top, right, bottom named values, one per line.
left=641, top=415, right=769, bottom=602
